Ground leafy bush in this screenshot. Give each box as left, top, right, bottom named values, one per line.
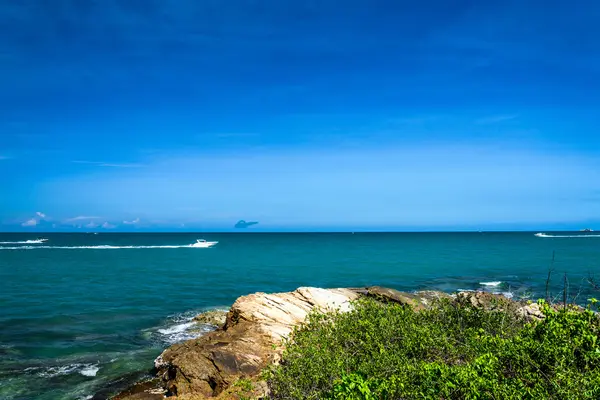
left=267, top=297, right=600, bottom=399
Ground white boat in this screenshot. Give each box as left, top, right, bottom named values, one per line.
left=28, top=237, right=48, bottom=243
left=190, top=239, right=218, bottom=248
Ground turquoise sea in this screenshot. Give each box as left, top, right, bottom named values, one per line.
left=1, top=232, right=600, bottom=399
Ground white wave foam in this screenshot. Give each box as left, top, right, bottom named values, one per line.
left=155, top=311, right=217, bottom=345
left=535, top=233, right=600, bottom=238
left=480, top=281, right=502, bottom=287
left=0, top=244, right=214, bottom=250
left=26, top=363, right=99, bottom=378
left=79, top=365, right=99, bottom=377
left=158, top=322, right=195, bottom=336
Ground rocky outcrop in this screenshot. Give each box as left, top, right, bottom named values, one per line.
left=114, top=287, right=552, bottom=400
left=152, top=287, right=359, bottom=398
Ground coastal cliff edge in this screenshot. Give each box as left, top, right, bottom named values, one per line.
left=110, top=287, right=542, bottom=400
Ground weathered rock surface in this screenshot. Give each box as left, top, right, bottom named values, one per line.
left=456, top=290, right=520, bottom=311
left=355, top=286, right=453, bottom=310
left=517, top=302, right=545, bottom=321
left=150, top=287, right=359, bottom=398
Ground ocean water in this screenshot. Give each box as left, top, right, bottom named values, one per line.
left=1, top=231, right=600, bottom=399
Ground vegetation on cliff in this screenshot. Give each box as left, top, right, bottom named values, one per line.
left=267, top=296, right=600, bottom=400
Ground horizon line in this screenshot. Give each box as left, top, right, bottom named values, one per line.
left=0, top=229, right=582, bottom=234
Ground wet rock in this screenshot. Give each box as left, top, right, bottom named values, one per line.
left=193, top=310, right=228, bottom=327
left=98, top=376, right=162, bottom=400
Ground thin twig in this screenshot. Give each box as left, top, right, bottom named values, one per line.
left=563, top=273, right=569, bottom=310
left=570, top=277, right=586, bottom=304
left=588, top=272, right=600, bottom=291
left=546, top=251, right=555, bottom=304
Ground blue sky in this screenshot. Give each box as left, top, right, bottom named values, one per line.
left=1, top=1, right=599, bottom=231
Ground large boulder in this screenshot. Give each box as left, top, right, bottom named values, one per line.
left=153, top=287, right=359, bottom=398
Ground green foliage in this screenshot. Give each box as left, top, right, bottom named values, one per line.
left=233, top=377, right=256, bottom=400
left=267, top=298, right=600, bottom=399
left=234, top=377, right=254, bottom=392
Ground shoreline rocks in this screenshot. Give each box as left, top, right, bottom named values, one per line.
left=192, top=310, right=228, bottom=327
left=113, top=287, right=551, bottom=399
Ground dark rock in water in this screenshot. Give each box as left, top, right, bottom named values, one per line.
left=192, top=310, right=227, bottom=327
left=91, top=370, right=155, bottom=400
left=108, top=378, right=164, bottom=400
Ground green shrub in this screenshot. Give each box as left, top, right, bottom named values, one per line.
left=267, top=298, right=600, bottom=399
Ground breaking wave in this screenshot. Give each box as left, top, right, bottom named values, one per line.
left=150, top=311, right=217, bottom=345
left=479, top=281, right=502, bottom=287
left=24, top=363, right=100, bottom=378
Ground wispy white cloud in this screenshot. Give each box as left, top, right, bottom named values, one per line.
left=21, top=218, right=37, bottom=227
left=474, top=114, right=519, bottom=125
left=21, top=211, right=49, bottom=227
left=85, top=221, right=99, bottom=228
left=123, top=217, right=140, bottom=225
left=72, top=160, right=144, bottom=168
left=101, top=222, right=116, bottom=229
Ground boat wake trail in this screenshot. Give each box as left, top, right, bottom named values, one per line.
left=0, top=240, right=47, bottom=244
left=0, top=244, right=213, bottom=250
left=535, top=233, right=600, bottom=238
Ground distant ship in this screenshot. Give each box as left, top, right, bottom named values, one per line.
left=580, top=228, right=594, bottom=232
